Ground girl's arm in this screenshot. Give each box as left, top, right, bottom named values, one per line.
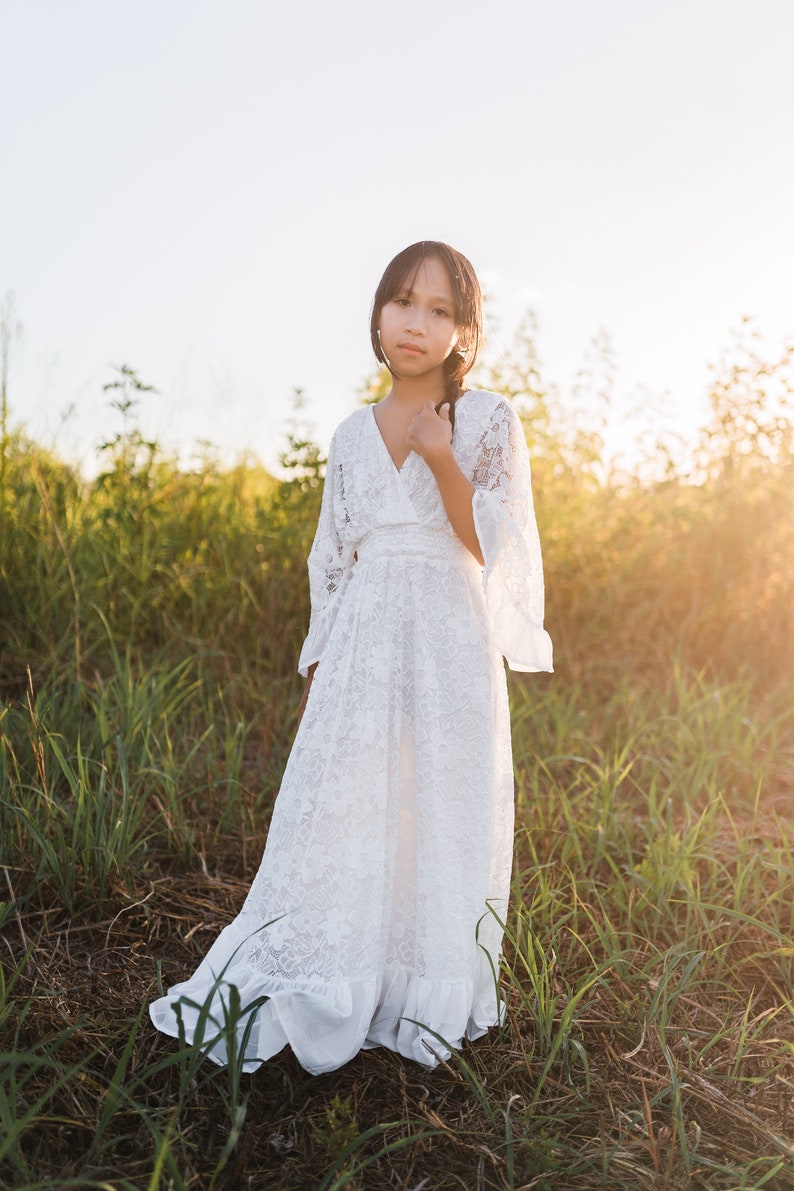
left=298, top=432, right=355, bottom=677
left=406, top=402, right=484, bottom=565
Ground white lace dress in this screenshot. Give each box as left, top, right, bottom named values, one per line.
left=149, top=389, right=552, bottom=1074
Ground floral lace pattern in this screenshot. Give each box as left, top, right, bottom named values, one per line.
left=149, top=390, right=552, bottom=1075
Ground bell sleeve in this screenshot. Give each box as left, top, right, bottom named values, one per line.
left=297, top=434, right=355, bottom=676
left=470, top=399, right=553, bottom=673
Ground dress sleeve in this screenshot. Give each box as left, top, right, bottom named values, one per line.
left=470, top=399, right=553, bottom=673
left=297, top=433, right=355, bottom=676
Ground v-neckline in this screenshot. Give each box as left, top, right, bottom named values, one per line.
left=370, top=391, right=475, bottom=475
left=370, top=405, right=413, bottom=474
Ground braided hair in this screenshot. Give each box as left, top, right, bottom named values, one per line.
left=370, top=241, right=483, bottom=431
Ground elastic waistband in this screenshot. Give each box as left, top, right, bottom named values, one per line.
left=356, top=525, right=470, bottom=563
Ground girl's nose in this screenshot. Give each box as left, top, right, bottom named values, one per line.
left=405, top=308, right=427, bottom=334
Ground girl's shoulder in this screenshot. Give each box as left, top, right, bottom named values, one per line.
left=459, top=387, right=509, bottom=408
left=328, top=405, right=372, bottom=450
left=456, top=388, right=519, bottom=427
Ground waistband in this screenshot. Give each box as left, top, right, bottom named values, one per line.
left=356, top=525, right=471, bottom=563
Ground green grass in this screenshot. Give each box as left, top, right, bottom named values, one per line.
left=2, top=659, right=792, bottom=1188
left=1, top=342, right=794, bottom=1187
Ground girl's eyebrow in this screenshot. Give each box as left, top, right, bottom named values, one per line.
left=401, top=288, right=453, bottom=305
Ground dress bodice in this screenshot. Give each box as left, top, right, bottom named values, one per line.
left=299, top=390, right=553, bottom=676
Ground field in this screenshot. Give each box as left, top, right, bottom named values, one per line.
left=2, top=329, right=794, bottom=1189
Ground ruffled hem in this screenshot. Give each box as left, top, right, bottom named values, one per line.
left=364, top=962, right=503, bottom=1065
left=149, top=922, right=503, bottom=1075
left=472, top=489, right=553, bottom=674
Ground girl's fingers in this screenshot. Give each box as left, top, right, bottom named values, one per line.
left=406, top=401, right=452, bottom=459
left=413, top=401, right=446, bottom=427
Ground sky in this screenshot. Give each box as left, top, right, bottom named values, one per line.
left=2, top=0, right=793, bottom=473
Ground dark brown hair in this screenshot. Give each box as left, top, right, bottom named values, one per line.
left=369, top=241, right=483, bottom=428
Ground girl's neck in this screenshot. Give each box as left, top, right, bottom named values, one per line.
left=384, top=374, right=447, bottom=412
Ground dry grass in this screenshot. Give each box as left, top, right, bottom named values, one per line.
left=2, top=337, right=794, bottom=1188
left=5, top=802, right=794, bottom=1191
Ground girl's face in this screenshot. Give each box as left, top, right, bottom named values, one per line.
left=377, top=255, right=461, bottom=383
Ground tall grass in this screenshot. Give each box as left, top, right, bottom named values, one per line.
left=1, top=333, right=793, bottom=1187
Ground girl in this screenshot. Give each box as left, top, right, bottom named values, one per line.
left=149, top=241, right=553, bottom=1074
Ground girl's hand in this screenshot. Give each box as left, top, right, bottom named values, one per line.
left=406, top=401, right=483, bottom=564
left=405, top=401, right=453, bottom=465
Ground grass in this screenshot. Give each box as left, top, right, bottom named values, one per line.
left=2, top=660, right=793, bottom=1188
left=1, top=341, right=794, bottom=1187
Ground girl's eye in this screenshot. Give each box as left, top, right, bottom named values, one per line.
left=432, top=308, right=450, bottom=318
left=394, top=297, right=410, bottom=307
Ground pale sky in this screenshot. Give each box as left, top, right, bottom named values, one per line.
left=2, top=0, right=793, bottom=472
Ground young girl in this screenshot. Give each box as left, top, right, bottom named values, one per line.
left=149, top=241, right=553, bottom=1074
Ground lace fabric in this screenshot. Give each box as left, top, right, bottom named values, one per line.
left=149, top=389, right=552, bottom=1074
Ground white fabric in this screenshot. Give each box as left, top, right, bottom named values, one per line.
left=149, top=390, right=552, bottom=1074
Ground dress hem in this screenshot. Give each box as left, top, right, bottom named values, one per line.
left=149, top=923, right=504, bottom=1075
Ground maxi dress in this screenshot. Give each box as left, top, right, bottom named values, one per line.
left=149, top=389, right=553, bottom=1075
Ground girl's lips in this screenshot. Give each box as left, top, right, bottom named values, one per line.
left=398, top=344, right=425, bottom=356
